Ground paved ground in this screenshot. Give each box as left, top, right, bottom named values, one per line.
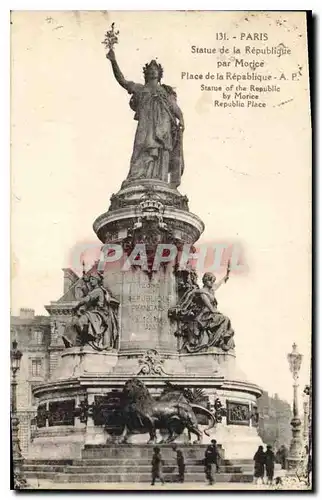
left=24, top=480, right=308, bottom=491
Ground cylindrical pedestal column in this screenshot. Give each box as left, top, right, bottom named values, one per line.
left=94, top=180, right=204, bottom=377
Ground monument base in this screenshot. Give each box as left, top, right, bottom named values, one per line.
left=214, top=423, right=263, bottom=460
left=30, top=344, right=263, bottom=462
left=30, top=349, right=263, bottom=462
left=27, top=427, right=86, bottom=460
left=24, top=444, right=259, bottom=484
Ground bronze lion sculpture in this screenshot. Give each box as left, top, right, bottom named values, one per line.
left=116, top=378, right=216, bottom=444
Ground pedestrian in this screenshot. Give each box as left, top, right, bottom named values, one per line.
left=211, top=439, right=220, bottom=472
left=151, top=446, right=165, bottom=486
left=265, top=445, right=275, bottom=486
left=307, top=446, right=312, bottom=487
left=281, top=445, right=288, bottom=470
left=276, top=444, right=288, bottom=470
left=172, top=444, right=185, bottom=483
left=204, top=442, right=219, bottom=485
left=253, top=445, right=266, bottom=485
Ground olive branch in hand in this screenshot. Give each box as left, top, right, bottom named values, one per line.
left=102, top=23, right=119, bottom=50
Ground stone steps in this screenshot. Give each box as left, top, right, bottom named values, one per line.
left=23, top=471, right=253, bottom=483
left=25, top=459, right=74, bottom=466
left=25, top=458, right=254, bottom=466
left=25, top=458, right=253, bottom=466
left=24, top=457, right=254, bottom=470
left=23, top=445, right=257, bottom=483
left=24, top=464, right=253, bottom=473
left=73, top=460, right=252, bottom=467
left=81, top=444, right=219, bottom=459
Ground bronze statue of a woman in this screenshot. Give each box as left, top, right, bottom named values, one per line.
left=169, top=268, right=235, bottom=353
left=62, top=272, right=119, bottom=351
left=106, top=47, right=185, bottom=188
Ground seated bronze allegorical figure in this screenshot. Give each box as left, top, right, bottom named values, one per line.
left=62, top=271, right=119, bottom=351
left=169, top=269, right=235, bottom=353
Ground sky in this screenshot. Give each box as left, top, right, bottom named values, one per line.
left=10, top=11, right=311, bottom=404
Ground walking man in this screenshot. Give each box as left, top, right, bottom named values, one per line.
left=172, top=444, right=185, bottom=483
left=204, top=441, right=219, bottom=485
left=151, top=446, right=165, bottom=486
left=211, top=439, right=220, bottom=472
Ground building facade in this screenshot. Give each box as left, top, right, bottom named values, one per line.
left=11, top=308, right=51, bottom=455
left=10, top=268, right=80, bottom=456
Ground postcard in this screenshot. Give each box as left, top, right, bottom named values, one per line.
left=11, top=10, right=312, bottom=490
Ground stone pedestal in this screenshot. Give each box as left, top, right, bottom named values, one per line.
left=93, top=179, right=204, bottom=245
left=30, top=178, right=265, bottom=468
left=214, top=424, right=263, bottom=459
left=29, top=346, right=263, bottom=460
left=27, top=426, right=86, bottom=460
left=93, top=179, right=205, bottom=377
left=52, top=348, right=118, bottom=380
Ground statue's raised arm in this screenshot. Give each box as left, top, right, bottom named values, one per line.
left=106, top=48, right=135, bottom=93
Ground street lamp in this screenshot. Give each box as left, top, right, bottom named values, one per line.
left=10, top=340, right=27, bottom=489
left=287, top=343, right=303, bottom=471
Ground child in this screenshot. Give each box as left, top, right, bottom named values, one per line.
left=172, top=444, right=185, bottom=483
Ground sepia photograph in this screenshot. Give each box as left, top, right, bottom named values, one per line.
left=10, top=10, right=312, bottom=491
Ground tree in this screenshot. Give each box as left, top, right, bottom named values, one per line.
left=257, top=391, right=292, bottom=449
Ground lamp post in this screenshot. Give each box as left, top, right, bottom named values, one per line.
left=286, top=343, right=303, bottom=471
left=10, top=340, right=27, bottom=489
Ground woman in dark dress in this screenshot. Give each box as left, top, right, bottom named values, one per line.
left=253, top=445, right=266, bottom=485
left=265, top=445, right=275, bottom=485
